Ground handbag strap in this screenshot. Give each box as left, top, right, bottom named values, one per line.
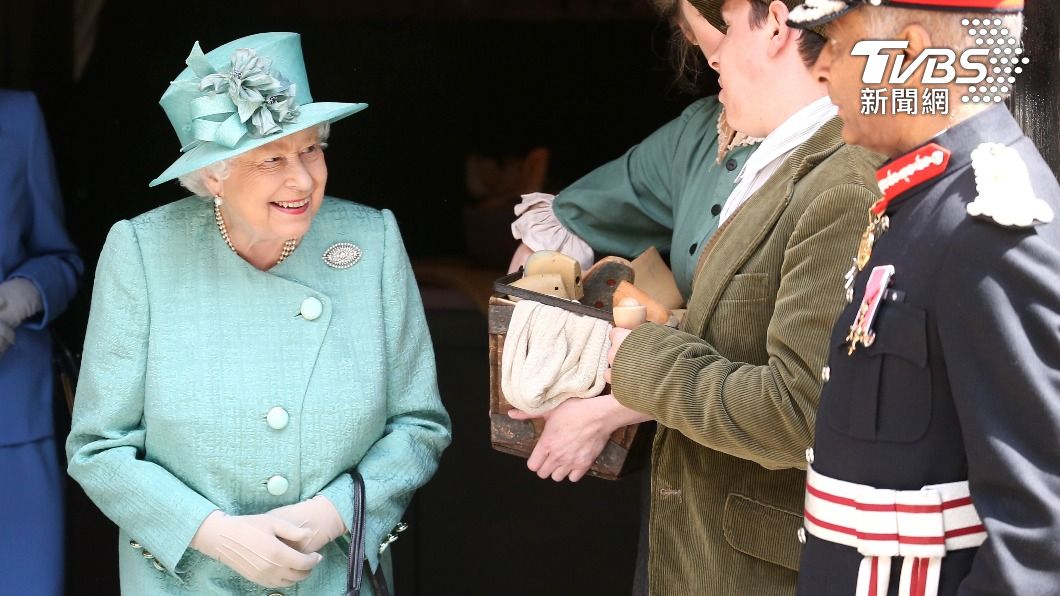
left=346, top=471, right=390, bottom=596
left=346, top=471, right=367, bottom=596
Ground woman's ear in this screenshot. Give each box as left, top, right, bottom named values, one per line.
left=767, top=0, right=794, bottom=57
left=677, top=18, right=697, bottom=45
left=203, top=173, right=224, bottom=198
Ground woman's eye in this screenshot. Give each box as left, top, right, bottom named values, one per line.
left=301, top=144, right=325, bottom=159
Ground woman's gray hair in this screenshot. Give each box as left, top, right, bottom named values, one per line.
left=178, top=121, right=332, bottom=197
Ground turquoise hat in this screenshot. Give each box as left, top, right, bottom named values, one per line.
left=149, top=32, right=367, bottom=187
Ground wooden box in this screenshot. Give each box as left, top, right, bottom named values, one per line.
left=488, top=272, right=650, bottom=480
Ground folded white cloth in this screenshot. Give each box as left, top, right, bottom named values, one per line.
left=510, top=193, right=595, bottom=271
left=501, top=300, right=612, bottom=415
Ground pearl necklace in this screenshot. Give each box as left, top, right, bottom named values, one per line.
left=214, top=203, right=297, bottom=267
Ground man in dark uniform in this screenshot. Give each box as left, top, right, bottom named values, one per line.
left=785, top=1, right=1060, bottom=595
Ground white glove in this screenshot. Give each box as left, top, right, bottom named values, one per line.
left=190, top=511, right=324, bottom=588
left=0, top=278, right=42, bottom=358
left=268, top=495, right=347, bottom=554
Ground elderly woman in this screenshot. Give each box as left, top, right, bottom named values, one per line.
left=67, top=32, right=451, bottom=595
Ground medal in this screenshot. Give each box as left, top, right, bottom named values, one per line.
left=854, top=214, right=890, bottom=271
left=850, top=144, right=952, bottom=273
left=846, top=265, right=895, bottom=355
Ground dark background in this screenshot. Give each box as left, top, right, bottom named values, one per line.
left=3, top=1, right=1057, bottom=594
left=5, top=1, right=690, bottom=594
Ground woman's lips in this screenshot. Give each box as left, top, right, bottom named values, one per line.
left=271, top=198, right=310, bottom=215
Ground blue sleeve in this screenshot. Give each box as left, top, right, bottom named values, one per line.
left=8, top=93, right=83, bottom=328
left=318, top=209, right=452, bottom=571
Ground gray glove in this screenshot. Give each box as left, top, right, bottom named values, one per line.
left=0, top=278, right=43, bottom=358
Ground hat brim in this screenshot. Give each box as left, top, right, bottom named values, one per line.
left=787, top=2, right=858, bottom=31
left=149, top=101, right=368, bottom=187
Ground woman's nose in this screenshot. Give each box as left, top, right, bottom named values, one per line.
left=285, top=157, right=315, bottom=193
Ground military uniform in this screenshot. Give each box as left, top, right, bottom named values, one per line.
left=793, top=103, right=1060, bottom=595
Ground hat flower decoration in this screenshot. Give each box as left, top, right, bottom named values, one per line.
left=150, top=32, right=367, bottom=187
left=187, top=44, right=300, bottom=148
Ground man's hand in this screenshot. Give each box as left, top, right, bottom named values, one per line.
left=508, top=394, right=651, bottom=482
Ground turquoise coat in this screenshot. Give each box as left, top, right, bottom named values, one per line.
left=67, top=197, right=452, bottom=595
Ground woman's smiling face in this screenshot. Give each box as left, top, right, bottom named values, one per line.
left=211, top=127, right=329, bottom=242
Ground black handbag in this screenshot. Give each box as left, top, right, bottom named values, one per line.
left=347, top=471, right=390, bottom=596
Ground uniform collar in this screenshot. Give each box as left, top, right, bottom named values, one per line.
left=875, top=105, right=1023, bottom=210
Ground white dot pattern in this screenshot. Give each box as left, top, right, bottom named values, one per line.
left=961, top=18, right=1029, bottom=105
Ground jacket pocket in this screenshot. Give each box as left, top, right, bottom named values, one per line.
left=710, top=273, right=774, bottom=363
left=722, top=493, right=803, bottom=572
left=823, top=301, right=932, bottom=442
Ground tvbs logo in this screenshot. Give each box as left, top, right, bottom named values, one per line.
left=853, top=41, right=990, bottom=85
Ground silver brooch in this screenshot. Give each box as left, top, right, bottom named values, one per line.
left=323, top=242, right=363, bottom=269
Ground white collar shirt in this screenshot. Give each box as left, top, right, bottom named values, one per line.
left=718, top=96, right=839, bottom=226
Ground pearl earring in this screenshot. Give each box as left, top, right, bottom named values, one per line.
left=213, top=195, right=223, bottom=207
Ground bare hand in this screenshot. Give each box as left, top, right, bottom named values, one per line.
left=608, top=327, right=632, bottom=367
left=508, top=396, right=620, bottom=482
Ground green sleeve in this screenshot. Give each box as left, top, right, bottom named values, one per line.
left=610, top=184, right=875, bottom=470
left=553, top=97, right=723, bottom=258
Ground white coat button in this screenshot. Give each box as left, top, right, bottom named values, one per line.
left=805, top=447, right=815, bottom=465
left=266, top=407, right=289, bottom=430
left=797, top=527, right=807, bottom=544
left=821, top=366, right=831, bottom=383
left=266, top=475, right=289, bottom=496
left=300, top=297, right=323, bottom=321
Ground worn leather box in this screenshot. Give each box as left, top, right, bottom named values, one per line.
left=488, top=271, right=650, bottom=480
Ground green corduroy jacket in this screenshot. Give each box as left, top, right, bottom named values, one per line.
left=612, top=117, right=884, bottom=596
